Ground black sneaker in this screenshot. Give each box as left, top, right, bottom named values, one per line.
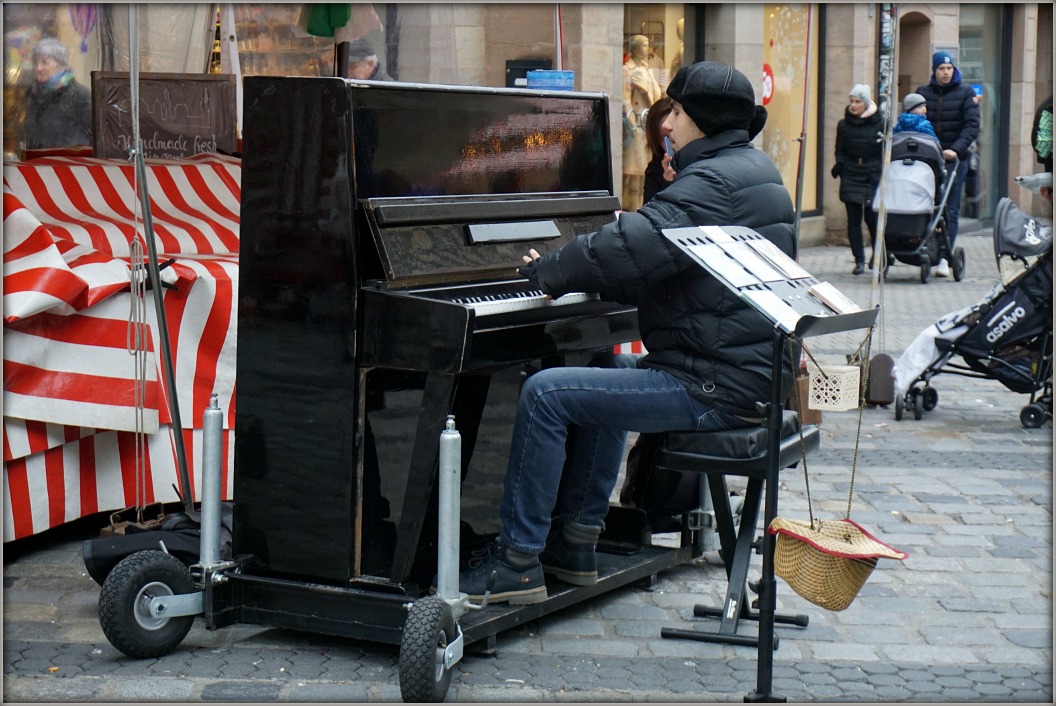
left=457, top=541, right=546, bottom=605
left=540, top=531, right=598, bottom=586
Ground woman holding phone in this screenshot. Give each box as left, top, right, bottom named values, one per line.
left=642, top=96, right=676, bottom=203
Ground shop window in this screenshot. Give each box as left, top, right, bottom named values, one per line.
left=760, top=4, right=819, bottom=214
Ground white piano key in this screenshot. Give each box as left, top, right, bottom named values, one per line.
left=465, top=291, right=598, bottom=316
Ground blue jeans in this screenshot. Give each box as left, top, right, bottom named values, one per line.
left=499, top=354, right=751, bottom=554
left=944, top=158, right=969, bottom=250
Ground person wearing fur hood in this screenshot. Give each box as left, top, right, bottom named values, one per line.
left=832, top=83, right=883, bottom=274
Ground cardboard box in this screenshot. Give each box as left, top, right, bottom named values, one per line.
left=787, top=373, right=823, bottom=426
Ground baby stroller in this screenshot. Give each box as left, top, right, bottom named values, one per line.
left=873, top=131, right=965, bottom=283
left=893, top=196, right=1052, bottom=427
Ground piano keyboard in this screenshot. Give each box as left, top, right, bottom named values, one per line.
left=452, top=290, right=598, bottom=316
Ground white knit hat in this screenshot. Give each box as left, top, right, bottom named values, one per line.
left=849, top=84, right=872, bottom=104
left=33, top=37, right=69, bottom=66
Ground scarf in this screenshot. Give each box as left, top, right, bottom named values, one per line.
left=33, top=67, right=76, bottom=97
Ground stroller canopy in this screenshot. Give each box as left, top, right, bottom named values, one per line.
left=994, top=196, right=1053, bottom=261
left=994, top=196, right=1053, bottom=286
left=873, top=131, right=946, bottom=215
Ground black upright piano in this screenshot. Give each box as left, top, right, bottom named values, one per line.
left=226, top=77, right=691, bottom=644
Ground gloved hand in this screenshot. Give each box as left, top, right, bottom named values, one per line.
left=518, top=259, right=542, bottom=289
left=830, top=162, right=842, bottom=179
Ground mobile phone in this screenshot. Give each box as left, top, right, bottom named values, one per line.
left=664, top=136, right=674, bottom=157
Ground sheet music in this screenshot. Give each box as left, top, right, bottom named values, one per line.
left=698, top=225, right=735, bottom=243
left=808, top=281, right=862, bottom=314
left=687, top=243, right=760, bottom=287
left=746, top=238, right=812, bottom=280
left=743, top=290, right=802, bottom=331
left=718, top=242, right=785, bottom=282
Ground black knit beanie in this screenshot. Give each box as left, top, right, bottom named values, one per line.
left=666, top=60, right=766, bottom=139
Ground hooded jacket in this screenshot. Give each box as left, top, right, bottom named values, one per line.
left=832, top=101, right=884, bottom=205
left=916, top=67, right=980, bottom=160
left=893, top=112, right=937, bottom=139
left=526, top=128, right=797, bottom=417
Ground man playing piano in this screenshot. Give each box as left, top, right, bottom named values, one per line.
left=457, top=61, right=797, bottom=604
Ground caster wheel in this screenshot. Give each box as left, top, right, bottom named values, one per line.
left=952, top=247, right=966, bottom=281
left=1020, top=403, right=1047, bottom=429
left=920, top=261, right=931, bottom=284
left=910, top=390, right=924, bottom=420
left=98, top=550, right=195, bottom=658
left=399, top=595, right=456, bottom=703
left=922, top=387, right=938, bottom=411
left=895, top=395, right=905, bottom=421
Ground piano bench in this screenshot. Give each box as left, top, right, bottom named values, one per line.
left=649, top=410, right=820, bottom=649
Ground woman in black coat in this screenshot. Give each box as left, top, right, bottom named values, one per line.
left=832, top=84, right=883, bottom=274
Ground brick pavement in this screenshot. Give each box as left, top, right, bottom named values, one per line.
left=3, top=229, right=1052, bottom=702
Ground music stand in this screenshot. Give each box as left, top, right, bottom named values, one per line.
left=663, top=225, right=879, bottom=702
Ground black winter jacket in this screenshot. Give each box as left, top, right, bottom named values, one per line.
left=25, top=79, right=92, bottom=150
left=530, top=129, right=797, bottom=417
left=832, top=104, right=883, bottom=205
left=916, top=69, right=980, bottom=160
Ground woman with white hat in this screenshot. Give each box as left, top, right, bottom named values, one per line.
left=24, top=37, right=92, bottom=150
left=832, top=83, right=883, bottom=274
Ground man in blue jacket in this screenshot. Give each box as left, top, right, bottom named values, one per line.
left=916, top=51, right=980, bottom=277
left=454, top=61, right=797, bottom=604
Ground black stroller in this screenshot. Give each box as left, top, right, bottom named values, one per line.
left=893, top=197, right=1052, bottom=426
left=874, top=131, right=965, bottom=283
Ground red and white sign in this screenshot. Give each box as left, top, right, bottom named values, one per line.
left=761, top=63, right=775, bottom=106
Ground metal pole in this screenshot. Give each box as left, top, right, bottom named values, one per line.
left=792, top=4, right=813, bottom=241
left=871, top=5, right=899, bottom=328
left=129, top=4, right=194, bottom=513
left=436, top=416, right=462, bottom=600
left=200, top=394, right=223, bottom=567
left=748, top=328, right=787, bottom=702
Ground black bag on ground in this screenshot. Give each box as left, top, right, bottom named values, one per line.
left=866, top=352, right=895, bottom=406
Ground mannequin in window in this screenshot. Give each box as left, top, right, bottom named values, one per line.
left=622, top=34, right=662, bottom=211
left=669, top=18, right=684, bottom=78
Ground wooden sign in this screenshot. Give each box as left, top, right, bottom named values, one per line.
left=91, top=72, right=237, bottom=159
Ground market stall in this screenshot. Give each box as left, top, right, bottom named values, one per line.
left=3, top=152, right=240, bottom=540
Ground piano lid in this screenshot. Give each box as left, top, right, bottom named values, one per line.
left=348, top=80, right=619, bottom=286
left=348, top=81, right=613, bottom=200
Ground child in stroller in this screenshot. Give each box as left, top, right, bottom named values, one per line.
left=873, top=130, right=966, bottom=283
left=893, top=197, right=1052, bottom=427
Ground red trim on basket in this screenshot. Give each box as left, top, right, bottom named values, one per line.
left=768, top=518, right=908, bottom=560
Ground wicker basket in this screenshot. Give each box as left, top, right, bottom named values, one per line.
left=769, top=517, right=908, bottom=611
left=807, top=362, right=861, bottom=411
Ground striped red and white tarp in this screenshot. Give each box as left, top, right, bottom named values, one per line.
left=3, top=154, right=240, bottom=259
left=3, top=154, right=240, bottom=541
left=3, top=424, right=235, bottom=541
left=614, top=340, right=647, bottom=355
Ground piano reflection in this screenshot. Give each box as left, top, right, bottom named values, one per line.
left=233, top=77, right=639, bottom=590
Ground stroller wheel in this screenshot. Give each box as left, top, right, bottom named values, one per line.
left=909, top=389, right=924, bottom=420
left=920, top=261, right=931, bottom=284
left=952, top=247, right=966, bottom=281
left=895, top=395, right=905, bottom=421
left=1020, top=403, right=1048, bottom=429
left=922, top=387, right=938, bottom=411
